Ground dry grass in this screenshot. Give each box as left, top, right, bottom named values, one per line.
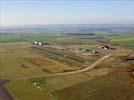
left=0, top=42, right=77, bottom=79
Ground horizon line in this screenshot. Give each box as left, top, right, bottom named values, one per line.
left=1, top=23, right=134, bottom=26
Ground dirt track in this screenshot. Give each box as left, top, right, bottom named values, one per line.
left=44, top=54, right=112, bottom=76
left=0, top=54, right=111, bottom=100
left=16, top=54, right=112, bottom=80
left=0, top=80, right=13, bottom=100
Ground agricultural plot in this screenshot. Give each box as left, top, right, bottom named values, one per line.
left=110, top=35, right=134, bottom=47
left=55, top=72, right=134, bottom=100
left=0, top=34, right=57, bottom=43
left=6, top=71, right=134, bottom=100
left=0, top=42, right=82, bottom=79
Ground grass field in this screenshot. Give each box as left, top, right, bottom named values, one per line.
left=0, top=42, right=82, bottom=79
left=6, top=80, right=51, bottom=100
left=0, top=34, right=96, bottom=45
left=0, top=34, right=24, bottom=43
left=6, top=73, right=91, bottom=100
left=110, top=35, right=134, bottom=47
left=5, top=71, right=134, bottom=100
left=0, top=33, right=134, bottom=100
left=1, top=33, right=134, bottom=47
left=55, top=72, right=134, bottom=100
left=0, top=34, right=57, bottom=43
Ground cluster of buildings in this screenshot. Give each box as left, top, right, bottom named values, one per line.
left=68, top=48, right=100, bottom=56
left=97, top=39, right=116, bottom=50
left=32, top=39, right=115, bottom=57
left=98, top=45, right=111, bottom=50
left=33, top=41, right=50, bottom=46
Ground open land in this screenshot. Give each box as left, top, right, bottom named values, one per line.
left=0, top=26, right=134, bottom=100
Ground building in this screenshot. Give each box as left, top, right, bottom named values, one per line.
left=33, top=41, right=50, bottom=46
left=101, top=45, right=111, bottom=50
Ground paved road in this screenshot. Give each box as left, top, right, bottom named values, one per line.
left=17, top=54, right=112, bottom=80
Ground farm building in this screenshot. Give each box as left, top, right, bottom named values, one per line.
left=99, top=45, right=111, bottom=50
left=97, top=39, right=112, bottom=50
left=33, top=41, right=50, bottom=46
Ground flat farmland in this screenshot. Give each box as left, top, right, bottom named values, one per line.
left=6, top=71, right=134, bottom=100
left=0, top=36, right=133, bottom=100
left=111, top=35, right=134, bottom=47
left=0, top=42, right=80, bottom=79
left=55, top=72, right=134, bottom=100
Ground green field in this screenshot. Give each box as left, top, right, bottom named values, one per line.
left=55, top=72, right=134, bottom=100
left=110, top=35, right=134, bottom=47
left=6, top=80, right=50, bottom=100
left=0, top=34, right=96, bottom=45
left=1, top=33, right=134, bottom=47
left=0, top=34, right=57, bottom=43
left=6, top=72, right=134, bottom=100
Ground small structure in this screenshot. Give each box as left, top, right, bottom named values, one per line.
left=98, top=45, right=110, bottom=50
left=97, top=39, right=112, bottom=50
left=33, top=41, right=38, bottom=45
left=101, top=45, right=111, bottom=50
left=38, top=42, right=42, bottom=46
left=33, top=41, right=50, bottom=46
left=33, top=82, right=37, bottom=86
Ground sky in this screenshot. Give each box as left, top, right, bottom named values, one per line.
left=0, top=0, right=134, bottom=26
